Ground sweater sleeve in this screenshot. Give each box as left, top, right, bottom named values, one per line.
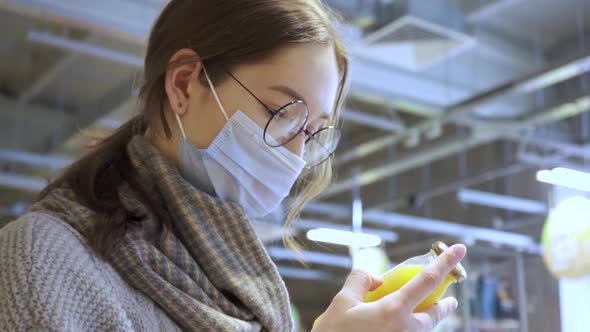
left=0, top=213, right=134, bottom=332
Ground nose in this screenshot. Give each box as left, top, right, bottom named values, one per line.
left=284, top=132, right=306, bottom=158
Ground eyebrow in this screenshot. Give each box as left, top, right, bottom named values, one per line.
left=269, top=85, right=307, bottom=104
left=269, top=85, right=331, bottom=121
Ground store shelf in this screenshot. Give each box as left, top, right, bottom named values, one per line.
left=471, top=318, right=520, bottom=331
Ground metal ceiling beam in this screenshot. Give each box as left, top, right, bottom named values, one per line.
left=457, top=188, right=548, bottom=214
left=28, top=31, right=143, bottom=68
left=4, top=0, right=532, bottom=114
left=336, top=52, right=590, bottom=166
left=363, top=210, right=539, bottom=254
left=303, top=202, right=351, bottom=218
left=348, top=92, right=444, bottom=118
left=517, top=151, right=590, bottom=173
left=303, top=202, right=541, bottom=253
left=0, top=0, right=157, bottom=44
left=349, top=57, right=479, bottom=107
left=341, top=109, right=405, bottom=132
left=267, top=247, right=352, bottom=269
left=368, top=134, right=590, bottom=216
left=18, top=34, right=100, bottom=104
left=511, top=134, right=590, bottom=159
left=0, top=149, right=73, bottom=170
left=24, top=30, right=413, bottom=134
left=276, top=266, right=339, bottom=281
left=325, top=95, right=590, bottom=198
left=468, top=26, right=535, bottom=69
left=12, top=29, right=141, bottom=154
left=0, top=96, right=78, bottom=152
left=0, top=173, right=46, bottom=192
left=325, top=132, right=496, bottom=197
left=368, top=162, right=530, bottom=211
left=467, top=0, right=528, bottom=22
left=85, top=103, right=403, bottom=134
left=496, top=215, right=545, bottom=231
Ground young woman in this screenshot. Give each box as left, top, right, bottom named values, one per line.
left=0, top=0, right=466, bottom=331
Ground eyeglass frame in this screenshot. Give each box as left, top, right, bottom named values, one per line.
left=224, top=70, right=340, bottom=167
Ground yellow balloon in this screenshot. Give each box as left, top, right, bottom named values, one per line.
left=542, top=196, right=590, bottom=278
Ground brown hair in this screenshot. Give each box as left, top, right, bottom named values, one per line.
left=37, top=0, right=349, bottom=258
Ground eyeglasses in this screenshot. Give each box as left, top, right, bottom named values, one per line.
left=225, top=71, right=341, bottom=168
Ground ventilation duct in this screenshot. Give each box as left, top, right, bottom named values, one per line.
left=353, top=0, right=476, bottom=71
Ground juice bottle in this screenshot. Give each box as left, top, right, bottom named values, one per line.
left=364, top=241, right=466, bottom=310
left=313, top=241, right=466, bottom=328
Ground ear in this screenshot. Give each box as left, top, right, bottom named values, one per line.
left=165, top=48, right=203, bottom=116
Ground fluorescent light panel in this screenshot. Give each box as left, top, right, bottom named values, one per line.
left=307, top=228, right=381, bottom=247
left=537, top=168, right=590, bottom=193
left=295, top=218, right=399, bottom=242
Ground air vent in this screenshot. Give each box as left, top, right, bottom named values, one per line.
left=354, top=16, right=475, bottom=71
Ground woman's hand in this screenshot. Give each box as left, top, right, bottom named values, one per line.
left=311, top=244, right=467, bottom=332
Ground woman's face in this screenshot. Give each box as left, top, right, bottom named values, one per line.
left=162, top=43, right=340, bottom=162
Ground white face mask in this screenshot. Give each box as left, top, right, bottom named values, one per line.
left=175, top=67, right=306, bottom=219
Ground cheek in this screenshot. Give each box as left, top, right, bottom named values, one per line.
left=243, top=107, right=271, bottom=130
left=283, top=133, right=305, bottom=157
left=183, top=99, right=226, bottom=149
left=215, top=86, right=271, bottom=130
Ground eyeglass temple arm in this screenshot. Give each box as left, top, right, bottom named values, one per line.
left=224, top=70, right=276, bottom=116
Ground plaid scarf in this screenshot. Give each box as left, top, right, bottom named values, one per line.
left=30, top=136, right=293, bottom=332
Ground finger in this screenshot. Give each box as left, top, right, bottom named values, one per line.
left=339, top=269, right=383, bottom=303
left=395, top=244, right=466, bottom=309
left=413, top=297, right=458, bottom=331
left=368, top=274, right=384, bottom=292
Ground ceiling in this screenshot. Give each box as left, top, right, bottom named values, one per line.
left=1, top=0, right=590, bottom=327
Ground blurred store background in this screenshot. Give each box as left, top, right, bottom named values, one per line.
left=1, top=0, right=590, bottom=331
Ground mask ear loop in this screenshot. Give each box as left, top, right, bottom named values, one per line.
left=174, top=113, right=188, bottom=139
left=202, top=66, right=230, bottom=122
left=174, top=65, right=229, bottom=139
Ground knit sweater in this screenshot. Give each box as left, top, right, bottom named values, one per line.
left=0, top=212, right=182, bottom=331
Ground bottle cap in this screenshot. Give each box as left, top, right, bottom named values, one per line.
left=432, top=241, right=467, bottom=282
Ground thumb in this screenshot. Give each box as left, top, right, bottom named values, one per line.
left=341, top=269, right=384, bottom=302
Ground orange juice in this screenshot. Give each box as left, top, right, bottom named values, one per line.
left=312, top=242, right=466, bottom=329
left=364, top=265, right=457, bottom=312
